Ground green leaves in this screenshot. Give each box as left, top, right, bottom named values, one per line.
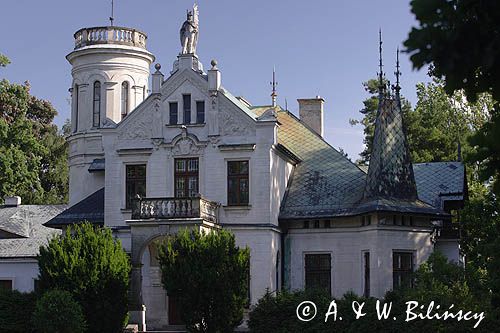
left=0, top=79, right=68, bottom=204
left=37, top=223, right=131, bottom=333
left=158, top=229, right=250, bottom=333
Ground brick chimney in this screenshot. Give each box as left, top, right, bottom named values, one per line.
left=298, top=96, right=324, bottom=137
left=4, top=196, right=21, bottom=207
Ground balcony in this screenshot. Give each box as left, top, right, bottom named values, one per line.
left=74, top=26, right=147, bottom=50
left=131, top=197, right=219, bottom=224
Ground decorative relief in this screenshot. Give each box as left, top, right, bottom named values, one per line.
left=172, top=137, right=202, bottom=155
left=219, top=103, right=253, bottom=136
left=118, top=112, right=153, bottom=140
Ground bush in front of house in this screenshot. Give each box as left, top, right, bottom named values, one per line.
left=158, top=228, right=250, bottom=332
left=0, top=289, right=36, bottom=333
left=249, top=252, right=500, bottom=332
left=37, top=222, right=131, bottom=333
left=32, top=289, right=86, bottom=333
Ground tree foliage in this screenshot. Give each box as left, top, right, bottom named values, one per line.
left=0, top=79, right=68, bottom=204
left=350, top=78, right=412, bottom=165
left=405, top=0, right=500, bottom=196
left=0, top=289, right=36, bottom=333
left=38, top=223, right=131, bottom=333
left=0, top=54, right=10, bottom=67
left=32, top=289, right=86, bottom=333
left=158, top=228, right=250, bottom=333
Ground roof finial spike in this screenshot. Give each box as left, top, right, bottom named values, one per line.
left=394, top=47, right=402, bottom=97
left=270, top=66, right=278, bottom=107
left=378, top=29, right=384, bottom=91
left=110, top=0, right=115, bottom=26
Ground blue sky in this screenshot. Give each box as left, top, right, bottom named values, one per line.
left=0, top=0, right=430, bottom=160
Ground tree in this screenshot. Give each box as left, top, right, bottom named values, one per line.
left=32, top=289, right=86, bottom=333
left=405, top=0, right=500, bottom=195
left=158, top=228, right=250, bottom=333
left=38, top=223, right=131, bottom=333
left=0, top=79, right=68, bottom=204
left=0, top=289, right=37, bottom=333
left=0, top=54, right=10, bottom=67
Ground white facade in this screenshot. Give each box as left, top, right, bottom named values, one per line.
left=60, top=20, right=463, bottom=330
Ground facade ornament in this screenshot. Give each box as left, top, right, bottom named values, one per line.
left=180, top=4, right=199, bottom=54
left=172, top=137, right=202, bottom=156
left=151, top=138, right=164, bottom=150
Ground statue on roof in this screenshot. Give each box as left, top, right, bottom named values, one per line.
left=180, top=4, right=199, bottom=54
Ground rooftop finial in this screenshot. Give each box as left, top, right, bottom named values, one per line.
left=378, top=29, right=384, bottom=91
left=110, top=0, right=115, bottom=26
left=271, top=66, right=278, bottom=107
left=394, top=47, right=401, bottom=97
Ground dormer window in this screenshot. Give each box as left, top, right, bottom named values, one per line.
left=121, top=81, right=129, bottom=119
left=183, top=94, right=191, bottom=124
left=93, top=81, right=101, bottom=128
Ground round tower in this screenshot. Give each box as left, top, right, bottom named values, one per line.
left=66, top=26, right=155, bottom=205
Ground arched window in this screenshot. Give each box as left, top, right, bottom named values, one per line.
left=73, top=84, right=79, bottom=133
left=93, top=81, right=101, bottom=128
left=121, top=81, right=129, bottom=119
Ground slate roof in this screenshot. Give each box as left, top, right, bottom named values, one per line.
left=0, top=205, right=64, bottom=258
left=88, top=158, right=105, bottom=172
left=250, top=105, right=457, bottom=220
left=413, top=162, right=466, bottom=208
left=45, top=188, right=104, bottom=227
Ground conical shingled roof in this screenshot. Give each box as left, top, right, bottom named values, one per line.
left=363, top=94, right=418, bottom=201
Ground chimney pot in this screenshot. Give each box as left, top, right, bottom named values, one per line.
left=4, top=196, right=21, bottom=207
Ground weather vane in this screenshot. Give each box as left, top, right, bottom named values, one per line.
left=271, top=67, right=278, bottom=107
left=110, top=0, right=115, bottom=26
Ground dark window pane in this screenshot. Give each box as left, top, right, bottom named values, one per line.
left=0, top=280, right=12, bottom=291
left=196, top=101, right=205, bottom=124
left=393, top=252, right=413, bottom=289
left=305, top=254, right=331, bottom=294
left=175, top=158, right=199, bottom=198
left=121, top=81, right=129, bottom=118
left=183, top=95, right=191, bottom=124
left=227, top=161, right=249, bottom=206
left=125, top=165, right=146, bottom=209
left=170, top=102, right=178, bottom=125
left=93, top=81, right=101, bottom=127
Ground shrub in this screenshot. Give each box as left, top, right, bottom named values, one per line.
left=32, top=289, right=86, bottom=333
left=37, top=222, right=130, bottom=333
left=158, top=228, right=250, bottom=332
left=0, top=289, right=36, bottom=333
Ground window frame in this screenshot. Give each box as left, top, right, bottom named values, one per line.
left=363, top=251, right=370, bottom=297
left=121, top=81, right=129, bottom=119
left=227, top=160, right=250, bottom=206
left=393, top=251, right=414, bottom=289
left=174, top=158, right=199, bottom=198
left=169, top=101, right=178, bottom=125
left=0, top=279, right=13, bottom=291
left=73, top=84, right=79, bottom=133
left=125, top=164, right=147, bottom=209
left=92, top=81, right=101, bottom=128
left=183, top=94, right=191, bottom=124
left=304, top=253, right=332, bottom=295
left=196, top=100, right=205, bottom=124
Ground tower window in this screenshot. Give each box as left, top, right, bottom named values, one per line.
left=196, top=101, right=205, bottom=124
left=93, top=81, right=101, bottom=128
left=305, top=254, right=331, bottom=295
left=393, top=252, right=414, bottom=289
left=74, top=84, right=79, bottom=133
left=121, top=82, right=129, bottom=119
left=363, top=252, right=370, bottom=297
left=169, top=102, right=178, bottom=125
left=183, top=94, right=191, bottom=124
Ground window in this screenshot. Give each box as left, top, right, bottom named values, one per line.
left=121, top=81, right=129, bottom=119
left=362, top=215, right=371, bottom=226
left=393, top=252, right=413, bottom=289
left=175, top=158, right=199, bottom=198
left=227, top=161, right=249, bottom=206
left=0, top=280, right=12, bottom=291
left=196, top=101, right=205, bottom=124
left=183, top=94, right=191, bottom=124
left=169, top=102, right=178, bottom=125
left=74, top=84, right=79, bottom=133
left=126, top=165, right=146, bottom=209
left=149, top=243, right=159, bottom=267
left=92, top=81, right=101, bottom=127
left=142, top=86, right=146, bottom=100
left=363, top=252, right=370, bottom=297
left=305, top=254, right=331, bottom=294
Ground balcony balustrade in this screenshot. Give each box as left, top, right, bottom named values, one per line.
left=74, top=26, right=147, bottom=50
left=131, top=197, right=219, bottom=224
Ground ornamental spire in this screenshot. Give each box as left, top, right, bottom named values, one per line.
left=378, top=29, right=385, bottom=97
left=394, top=47, right=401, bottom=100
left=271, top=66, right=278, bottom=107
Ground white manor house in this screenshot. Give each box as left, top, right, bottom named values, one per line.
left=0, top=6, right=466, bottom=330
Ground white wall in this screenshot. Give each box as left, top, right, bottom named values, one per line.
left=0, top=259, right=39, bottom=292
